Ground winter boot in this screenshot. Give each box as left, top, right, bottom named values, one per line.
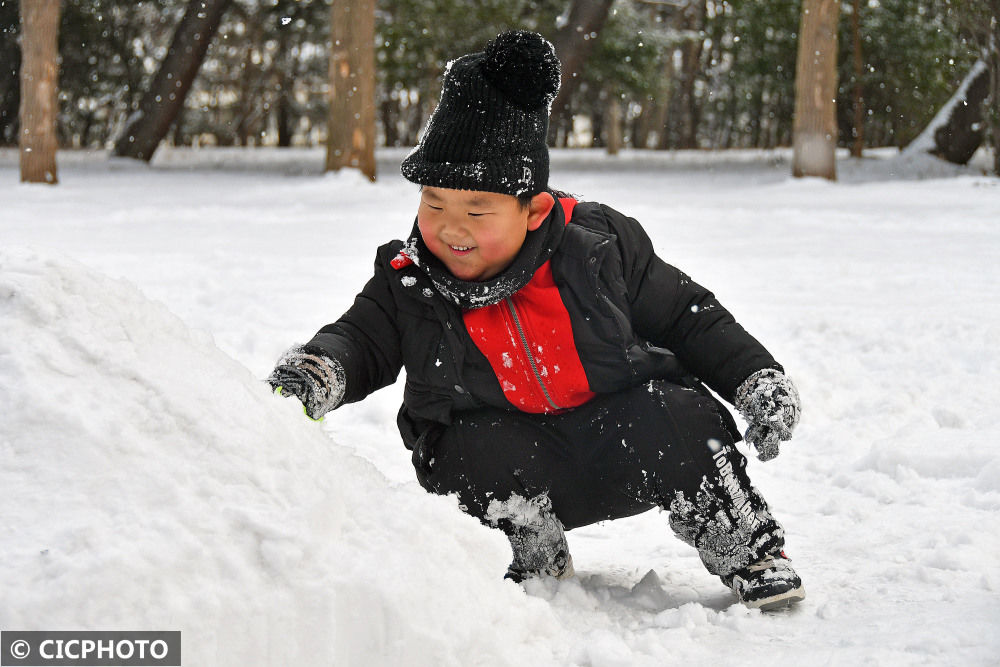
left=722, top=551, right=805, bottom=610
left=487, top=493, right=575, bottom=583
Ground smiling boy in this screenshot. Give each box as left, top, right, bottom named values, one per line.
left=269, top=30, right=804, bottom=610
left=417, top=187, right=550, bottom=282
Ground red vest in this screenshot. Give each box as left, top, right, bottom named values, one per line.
left=462, top=198, right=596, bottom=413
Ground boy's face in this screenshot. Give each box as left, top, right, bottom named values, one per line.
left=417, top=187, right=553, bottom=282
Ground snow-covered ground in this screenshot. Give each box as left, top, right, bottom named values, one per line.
left=2, top=146, right=999, bottom=665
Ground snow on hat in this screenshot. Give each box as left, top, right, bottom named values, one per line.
left=400, top=30, right=561, bottom=197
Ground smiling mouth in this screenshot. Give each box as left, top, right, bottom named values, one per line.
left=449, top=245, right=475, bottom=254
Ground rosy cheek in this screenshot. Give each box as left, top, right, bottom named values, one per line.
left=473, top=234, right=503, bottom=260
left=418, top=218, right=452, bottom=263
left=417, top=218, right=437, bottom=245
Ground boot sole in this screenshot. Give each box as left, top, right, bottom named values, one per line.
left=744, top=584, right=806, bottom=611
left=554, top=555, right=575, bottom=580
left=506, top=555, right=575, bottom=583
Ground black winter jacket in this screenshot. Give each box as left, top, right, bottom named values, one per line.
left=305, top=200, right=779, bottom=447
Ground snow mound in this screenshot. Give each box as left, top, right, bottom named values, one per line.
left=0, top=248, right=564, bottom=666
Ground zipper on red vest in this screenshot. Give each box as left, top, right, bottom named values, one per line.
left=503, top=296, right=563, bottom=411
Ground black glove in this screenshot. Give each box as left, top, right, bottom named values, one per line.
left=267, top=346, right=345, bottom=420
left=734, top=368, right=801, bottom=462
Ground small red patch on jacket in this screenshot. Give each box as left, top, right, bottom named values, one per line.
left=390, top=252, right=414, bottom=270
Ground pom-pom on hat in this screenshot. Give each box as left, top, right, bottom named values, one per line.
left=401, top=30, right=561, bottom=197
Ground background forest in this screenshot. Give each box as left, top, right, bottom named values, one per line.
left=0, top=0, right=991, bottom=154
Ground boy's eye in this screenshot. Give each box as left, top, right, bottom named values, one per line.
left=423, top=202, right=442, bottom=211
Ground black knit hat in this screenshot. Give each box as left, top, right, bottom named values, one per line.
left=400, top=30, right=561, bottom=197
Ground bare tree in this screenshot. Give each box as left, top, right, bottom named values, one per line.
left=673, top=0, right=707, bottom=149
left=19, top=0, right=60, bottom=184
left=326, top=0, right=376, bottom=181
left=904, top=61, right=990, bottom=165
left=605, top=95, right=622, bottom=155
left=850, top=0, right=864, bottom=158
left=792, top=0, right=840, bottom=180
left=549, top=0, right=615, bottom=137
left=992, top=2, right=1000, bottom=175
left=956, top=0, right=1000, bottom=174
left=113, top=0, right=233, bottom=161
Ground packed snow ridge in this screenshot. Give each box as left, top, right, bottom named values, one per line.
left=0, top=248, right=564, bottom=666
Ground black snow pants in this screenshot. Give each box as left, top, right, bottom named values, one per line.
left=410, top=380, right=785, bottom=578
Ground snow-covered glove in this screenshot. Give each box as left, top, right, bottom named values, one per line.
left=267, top=345, right=345, bottom=421
left=734, top=368, right=801, bottom=462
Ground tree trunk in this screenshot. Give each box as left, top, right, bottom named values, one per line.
left=850, top=0, right=864, bottom=158
left=933, top=63, right=990, bottom=165
left=590, top=105, right=604, bottom=148
left=171, top=105, right=188, bottom=146
left=275, top=30, right=293, bottom=148
left=653, top=53, right=676, bottom=149
left=548, top=0, right=615, bottom=140
left=113, top=0, right=233, bottom=161
left=605, top=94, right=621, bottom=155
left=677, top=0, right=707, bottom=149
left=19, top=0, right=60, bottom=184
left=989, top=0, right=1000, bottom=175
left=1, top=9, right=21, bottom=147
left=381, top=96, right=400, bottom=148
left=326, top=0, right=376, bottom=181
left=792, top=0, right=840, bottom=180
left=904, top=60, right=989, bottom=165
left=993, top=63, right=1000, bottom=176
left=749, top=88, right=764, bottom=148
left=276, top=77, right=293, bottom=148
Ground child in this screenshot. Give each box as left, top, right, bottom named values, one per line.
left=269, top=30, right=804, bottom=610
